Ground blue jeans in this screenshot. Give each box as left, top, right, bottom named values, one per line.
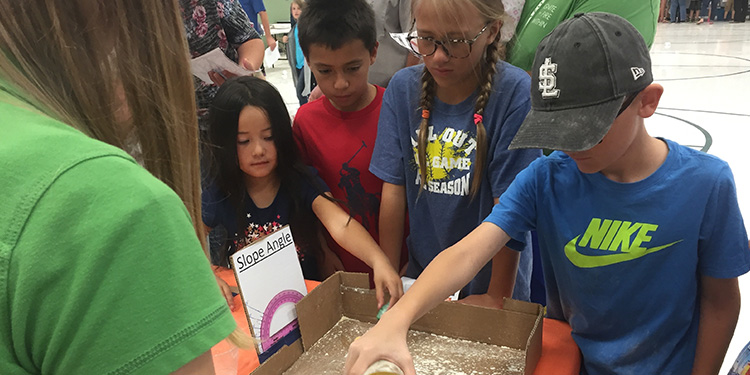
left=671, top=0, right=688, bottom=21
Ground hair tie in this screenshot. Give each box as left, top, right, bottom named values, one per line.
left=421, top=109, right=430, bottom=119
left=473, top=113, right=483, bottom=125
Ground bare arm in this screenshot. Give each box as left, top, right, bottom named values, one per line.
left=344, top=222, right=512, bottom=375
left=379, top=182, right=407, bottom=271
left=258, top=11, right=276, bottom=51
left=691, top=275, right=741, bottom=375
left=237, top=38, right=264, bottom=72
left=312, top=194, right=403, bottom=308
left=171, top=350, right=214, bottom=375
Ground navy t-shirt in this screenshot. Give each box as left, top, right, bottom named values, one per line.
left=202, top=170, right=328, bottom=280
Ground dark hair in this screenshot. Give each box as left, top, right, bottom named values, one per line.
left=297, top=0, right=376, bottom=57
left=206, top=76, right=331, bottom=273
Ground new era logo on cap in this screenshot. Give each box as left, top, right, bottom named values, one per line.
left=631, top=67, right=646, bottom=80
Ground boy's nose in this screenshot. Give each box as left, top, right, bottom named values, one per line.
left=333, top=74, right=349, bottom=90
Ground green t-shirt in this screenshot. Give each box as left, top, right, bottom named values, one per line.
left=0, top=90, right=236, bottom=374
left=508, top=0, right=659, bottom=71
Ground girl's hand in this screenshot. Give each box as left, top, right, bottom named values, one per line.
left=215, top=275, right=236, bottom=311
left=344, top=318, right=415, bottom=375
left=372, top=259, right=404, bottom=310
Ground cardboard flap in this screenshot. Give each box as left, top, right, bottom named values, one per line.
left=504, top=297, right=544, bottom=315
left=296, top=272, right=343, bottom=351
left=525, top=312, right=544, bottom=375
left=251, top=339, right=303, bottom=375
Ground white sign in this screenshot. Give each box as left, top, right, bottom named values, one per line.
left=231, top=225, right=307, bottom=354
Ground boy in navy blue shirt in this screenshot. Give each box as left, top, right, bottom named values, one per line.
left=345, top=12, right=750, bottom=375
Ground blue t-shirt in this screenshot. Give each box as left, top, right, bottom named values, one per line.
left=485, top=139, right=750, bottom=375
left=238, top=0, right=265, bottom=35
left=202, top=169, right=328, bottom=280
left=369, top=62, right=541, bottom=299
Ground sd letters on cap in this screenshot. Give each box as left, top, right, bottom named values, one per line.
left=509, top=12, right=653, bottom=152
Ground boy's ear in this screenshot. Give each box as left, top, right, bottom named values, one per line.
left=370, top=41, right=379, bottom=65
left=637, top=83, right=663, bottom=119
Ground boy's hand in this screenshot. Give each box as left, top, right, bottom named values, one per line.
left=344, top=315, right=415, bottom=375
left=372, top=259, right=404, bottom=309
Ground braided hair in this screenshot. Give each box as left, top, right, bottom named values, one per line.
left=414, top=0, right=506, bottom=199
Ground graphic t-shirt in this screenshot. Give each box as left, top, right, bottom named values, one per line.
left=294, top=86, right=407, bottom=274
left=370, top=62, right=541, bottom=298
left=486, top=140, right=750, bottom=375
left=202, top=170, right=328, bottom=280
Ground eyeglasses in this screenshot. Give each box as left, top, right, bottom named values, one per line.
left=406, top=22, right=492, bottom=59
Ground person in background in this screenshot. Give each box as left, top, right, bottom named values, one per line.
left=239, top=0, right=277, bottom=51
left=726, top=0, right=737, bottom=21
left=181, top=0, right=264, bottom=131
left=284, top=0, right=316, bottom=105
left=508, top=0, right=659, bottom=71
left=0, top=0, right=248, bottom=373
left=367, top=0, right=421, bottom=87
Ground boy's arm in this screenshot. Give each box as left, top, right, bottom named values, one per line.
left=344, top=221, right=512, bottom=375
left=312, top=194, right=403, bottom=308
left=691, top=275, right=741, bottom=375
left=379, top=182, right=407, bottom=271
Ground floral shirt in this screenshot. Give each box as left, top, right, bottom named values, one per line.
left=180, top=0, right=260, bottom=129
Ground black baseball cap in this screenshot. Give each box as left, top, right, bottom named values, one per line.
left=509, top=12, right=653, bottom=151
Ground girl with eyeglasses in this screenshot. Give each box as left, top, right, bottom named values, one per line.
left=369, top=0, right=541, bottom=312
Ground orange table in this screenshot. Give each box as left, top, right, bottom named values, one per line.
left=212, top=267, right=581, bottom=375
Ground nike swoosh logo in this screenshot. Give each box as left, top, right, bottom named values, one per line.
left=565, top=236, right=683, bottom=268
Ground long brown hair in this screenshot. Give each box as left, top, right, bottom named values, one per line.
left=0, top=0, right=203, bottom=246
left=0, top=0, right=250, bottom=347
left=412, top=0, right=506, bottom=198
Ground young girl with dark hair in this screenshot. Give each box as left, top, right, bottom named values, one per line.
left=370, top=0, right=540, bottom=308
left=203, top=76, right=402, bottom=308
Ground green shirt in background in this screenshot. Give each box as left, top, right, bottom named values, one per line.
left=508, top=0, right=659, bottom=71
left=0, top=91, right=236, bottom=374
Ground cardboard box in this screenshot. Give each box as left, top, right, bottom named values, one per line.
left=253, top=272, right=544, bottom=375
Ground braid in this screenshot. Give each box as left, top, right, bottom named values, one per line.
left=417, top=66, right=436, bottom=194
left=470, top=38, right=502, bottom=198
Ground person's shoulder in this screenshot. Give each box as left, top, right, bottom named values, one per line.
left=665, top=139, right=732, bottom=178
left=494, top=60, right=531, bottom=88
left=295, top=98, right=328, bottom=120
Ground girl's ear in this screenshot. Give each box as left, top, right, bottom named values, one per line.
left=487, top=20, right=502, bottom=44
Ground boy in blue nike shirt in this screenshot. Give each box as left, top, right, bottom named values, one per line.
left=345, top=12, right=750, bottom=375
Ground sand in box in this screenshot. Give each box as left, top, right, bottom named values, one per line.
left=283, top=317, right=525, bottom=375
